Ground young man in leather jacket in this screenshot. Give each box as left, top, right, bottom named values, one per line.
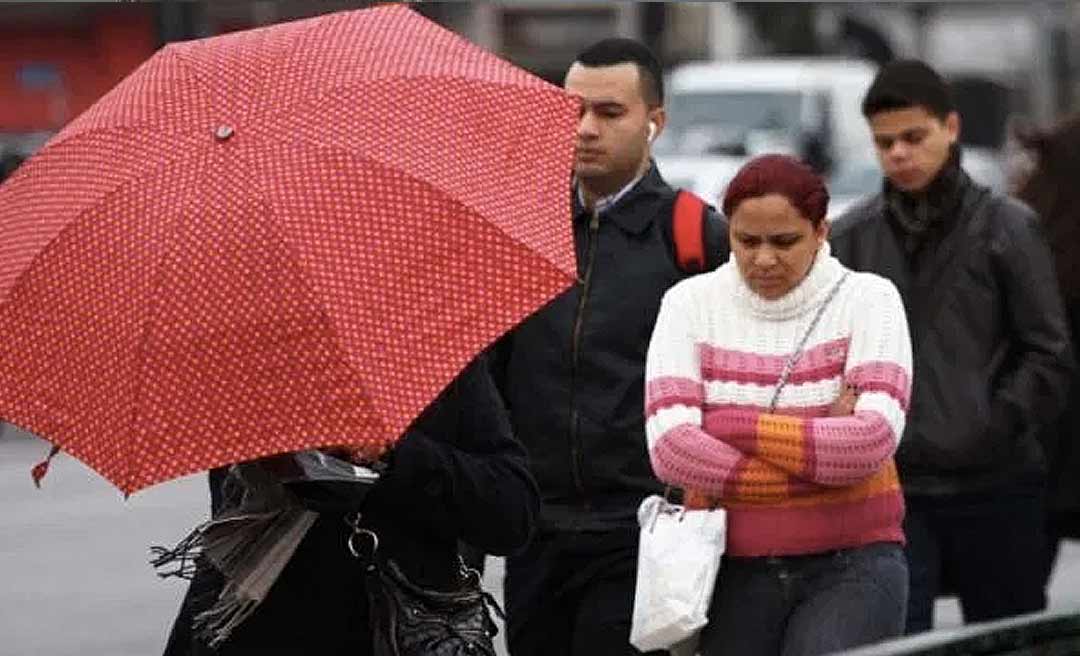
left=831, top=60, right=1074, bottom=633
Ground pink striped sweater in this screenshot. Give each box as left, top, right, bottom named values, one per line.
left=645, top=245, right=913, bottom=556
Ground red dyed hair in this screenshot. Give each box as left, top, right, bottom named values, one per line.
left=722, top=154, right=830, bottom=227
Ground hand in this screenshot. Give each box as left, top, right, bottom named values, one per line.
left=684, top=488, right=722, bottom=510
left=828, top=384, right=859, bottom=417
left=323, top=442, right=390, bottom=465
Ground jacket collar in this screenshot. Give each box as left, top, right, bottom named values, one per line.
left=884, top=145, right=969, bottom=239
left=572, top=161, right=669, bottom=235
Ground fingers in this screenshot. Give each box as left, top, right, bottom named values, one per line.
left=337, top=442, right=390, bottom=464
left=828, top=384, right=859, bottom=417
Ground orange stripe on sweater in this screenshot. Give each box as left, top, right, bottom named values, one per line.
left=725, top=461, right=901, bottom=510
left=754, top=413, right=807, bottom=476
left=731, top=457, right=793, bottom=501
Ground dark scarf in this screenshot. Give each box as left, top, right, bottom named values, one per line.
left=151, top=458, right=331, bottom=648
left=885, top=145, right=966, bottom=253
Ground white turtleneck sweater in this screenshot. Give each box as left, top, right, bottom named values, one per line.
left=644, top=244, right=914, bottom=556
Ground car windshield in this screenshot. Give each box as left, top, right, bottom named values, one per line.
left=655, top=90, right=803, bottom=156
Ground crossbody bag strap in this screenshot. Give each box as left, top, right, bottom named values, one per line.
left=768, top=272, right=850, bottom=412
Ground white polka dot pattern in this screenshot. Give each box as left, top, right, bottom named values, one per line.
left=0, top=5, right=578, bottom=494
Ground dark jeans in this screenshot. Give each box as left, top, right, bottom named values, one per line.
left=1044, top=510, right=1080, bottom=587
left=504, top=527, right=663, bottom=656
left=904, top=487, right=1048, bottom=634
left=698, top=543, right=908, bottom=656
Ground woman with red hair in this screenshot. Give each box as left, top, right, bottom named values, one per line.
left=645, top=155, right=913, bottom=654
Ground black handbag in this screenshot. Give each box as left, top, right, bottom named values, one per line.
left=346, top=514, right=503, bottom=656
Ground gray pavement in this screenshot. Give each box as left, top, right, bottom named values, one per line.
left=2, top=425, right=1079, bottom=655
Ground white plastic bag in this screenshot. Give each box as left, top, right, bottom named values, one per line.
left=629, top=494, right=726, bottom=652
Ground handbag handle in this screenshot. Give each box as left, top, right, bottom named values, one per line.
left=768, top=272, right=849, bottom=412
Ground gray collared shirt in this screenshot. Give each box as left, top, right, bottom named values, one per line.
left=575, top=172, right=646, bottom=215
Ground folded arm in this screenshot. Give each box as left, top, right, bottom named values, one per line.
left=645, top=290, right=823, bottom=503
left=707, top=280, right=912, bottom=486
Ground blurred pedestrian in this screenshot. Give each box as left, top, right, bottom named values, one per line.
left=492, top=38, right=728, bottom=656
left=161, top=353, right=538, bottom=655
left=1014, top=112, right=1080, bottom=584
left=647, top=154, right=912, bottom=655
left=831, top=60, right=1074, bottom=633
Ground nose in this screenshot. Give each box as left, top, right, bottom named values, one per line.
left=753, top=247, right=779, bottom=269
left=886, top=140, right=911, bottom=162
left=578, top=111, right=599, bottom=140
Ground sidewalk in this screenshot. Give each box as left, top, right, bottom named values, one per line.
left=2, top=426, right=1078, bottom=655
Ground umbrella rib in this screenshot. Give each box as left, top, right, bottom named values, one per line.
left=0, top=130, right=199, bottom=313
left=228, top=142, right=394, bottom=450
left=274, top=127, right=572, bottom=276
left=0, top=139, right=210, bottom=494
left=235, top=136, right=572, bottom=446
left=247, top=75, right=565, bottom=142
left=121, top=145, right=214, bottom=494
left=40, top=46, right=215, bottom=157
left=111, top=46, right=218, bottom=491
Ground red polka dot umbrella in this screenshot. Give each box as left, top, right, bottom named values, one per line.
left=0, top=5, right=578, bottom=495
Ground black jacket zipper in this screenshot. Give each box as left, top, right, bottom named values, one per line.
left=568, top=209, right=600, bottom=507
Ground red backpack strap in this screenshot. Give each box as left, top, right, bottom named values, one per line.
left=672, top=190, right=707, bottom=273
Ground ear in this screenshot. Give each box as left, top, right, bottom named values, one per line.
left=945, top=111, right=961, bottom=144
left=647, top=107, right=667, bottom=142
left=816, top=218, right=831, bottom=245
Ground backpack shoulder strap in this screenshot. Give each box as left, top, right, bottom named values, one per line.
left=671, top=189, right=707, bottom=273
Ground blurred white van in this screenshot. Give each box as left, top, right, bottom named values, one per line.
left=655, top=58, right=878, bottom=205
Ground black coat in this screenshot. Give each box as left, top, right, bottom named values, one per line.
left=1047, top=301, right=1080, bottom=533
left=831, top=170, right=1075, bottom=495
left=163, top=355, right=538, bottom=655
left=492, top=163, right=728, bottom=530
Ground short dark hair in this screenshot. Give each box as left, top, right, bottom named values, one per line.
left=573, top=38, right=664, bottom=106
left=861, top=59, right=955, bottom=121
left=723, top=154, right=829, bottom=227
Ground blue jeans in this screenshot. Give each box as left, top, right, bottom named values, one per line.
left=698, top=543, right=908, bottom=656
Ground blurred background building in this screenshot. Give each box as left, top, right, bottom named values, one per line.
left=1, top=1, right=1079, bottom=200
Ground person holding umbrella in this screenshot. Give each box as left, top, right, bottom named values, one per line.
left=493, top=38, right=727, bottom=655
left=161, top=352, right=538, bottom=655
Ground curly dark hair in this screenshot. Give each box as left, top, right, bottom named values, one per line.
left=1015, top=113, right=1080, bottom=302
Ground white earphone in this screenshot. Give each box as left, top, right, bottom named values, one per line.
left=646, top=121, right=657, bottom=143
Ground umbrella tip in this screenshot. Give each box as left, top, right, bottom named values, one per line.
left=30, top=444, right=61, bottom=489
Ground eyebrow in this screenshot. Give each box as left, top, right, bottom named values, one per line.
left=874, top=127, right=927, bottom=140
left=581, top=99, right=626, bottom=111
left=733, top=231, right=802, bottom=240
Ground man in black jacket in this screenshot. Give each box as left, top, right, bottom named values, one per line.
left=831, top=60, right=1074, bottom=634
left=494, top=39, right=727, bottom=655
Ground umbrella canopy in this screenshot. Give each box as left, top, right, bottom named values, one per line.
left=0, top=5, right=578, bottom=494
